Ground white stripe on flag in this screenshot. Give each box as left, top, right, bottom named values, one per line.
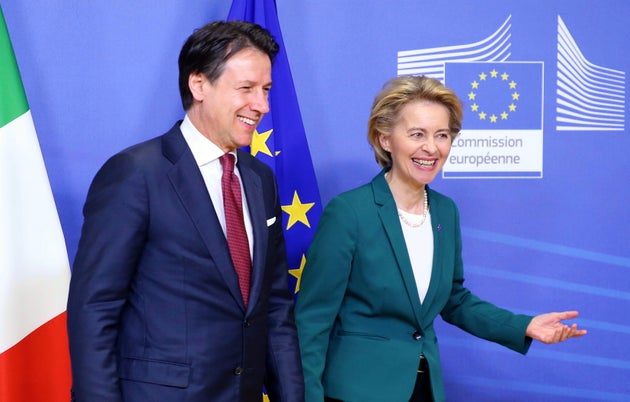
left=0, top=110, right=70, bottom=353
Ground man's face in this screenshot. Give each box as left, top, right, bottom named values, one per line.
left=190, top=47, right=272, bottom=152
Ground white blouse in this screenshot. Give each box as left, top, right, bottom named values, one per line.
left=398, top=210, right=434, bottom=303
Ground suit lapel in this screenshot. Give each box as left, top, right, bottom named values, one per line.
left=372, top=171, right=425, bottom=328
left=162, top=124, right=246, bottom=310
left=236, top=151, right=267, bottom=313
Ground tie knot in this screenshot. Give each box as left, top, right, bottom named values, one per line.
left=220, top=153, right=235, bottom=174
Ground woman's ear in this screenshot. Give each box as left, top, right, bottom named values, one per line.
left=378, top=134, right=390, bottom=152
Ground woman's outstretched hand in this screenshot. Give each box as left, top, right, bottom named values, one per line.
left=526, top=311, right=587, bottom=344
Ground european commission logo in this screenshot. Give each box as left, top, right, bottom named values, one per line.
left=397, top=14, right=626, bottom=179
left=445, top=62, right=543, bottom=178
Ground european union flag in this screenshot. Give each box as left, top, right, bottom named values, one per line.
left=445, top=62, right=543, bottom=130
left=227, top=0, right=322, bottom=295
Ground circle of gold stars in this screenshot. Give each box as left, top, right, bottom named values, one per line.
left=467, top=69, right=519, bottom=123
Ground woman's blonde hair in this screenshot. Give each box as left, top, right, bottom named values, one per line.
left=367, top=75, right=463, bottom=167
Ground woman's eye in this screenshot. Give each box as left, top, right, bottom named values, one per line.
left=436, top=132, right=450, bottom=140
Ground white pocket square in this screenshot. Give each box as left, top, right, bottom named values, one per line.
left=266, top=217, right=276, bottom=226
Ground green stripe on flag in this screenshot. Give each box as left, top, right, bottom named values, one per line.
left=0, top=6, right=29, bottom=127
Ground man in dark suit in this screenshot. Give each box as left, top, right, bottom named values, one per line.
left=67, top=20, right=304, bottom=402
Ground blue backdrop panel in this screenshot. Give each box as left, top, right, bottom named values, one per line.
left=2, top=0, right=628, bottom=400
left=278, top=1, right=630, bottom=400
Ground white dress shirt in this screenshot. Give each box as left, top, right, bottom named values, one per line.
left=180, top=115, right=254, bottom=260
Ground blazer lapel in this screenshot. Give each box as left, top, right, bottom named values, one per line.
left=372, top=171, right=425, bottom=328
left=417, top=189, right=449, bottom=322
left=162, top=124, right=246, bottom=310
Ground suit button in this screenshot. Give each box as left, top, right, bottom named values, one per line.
left=243, top=320, right=251, bottom=328
left=412, top=331, right=423, bottom=340
left=233, top=367, right=244, bottom=375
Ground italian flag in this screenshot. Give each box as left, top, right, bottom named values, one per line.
left=0, top=7, right=72, bottom=401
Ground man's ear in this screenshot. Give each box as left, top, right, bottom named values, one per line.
left=188, top=72, right=207, bottom=102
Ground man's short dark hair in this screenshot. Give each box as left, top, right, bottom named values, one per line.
left=178, top=20, right=279, bottom=111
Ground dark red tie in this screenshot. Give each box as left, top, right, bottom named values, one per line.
left=220, top=153, right=251, bottom=306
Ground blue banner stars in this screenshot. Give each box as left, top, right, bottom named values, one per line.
left=467, top=68, right=521, bottom=124
left=445, top=61, right=543, bottom=130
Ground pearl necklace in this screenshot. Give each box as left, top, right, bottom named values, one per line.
left=398, top=188, right=429, bottom=228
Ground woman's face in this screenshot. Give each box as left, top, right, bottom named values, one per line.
left=379, top=100, right=452, bottom=189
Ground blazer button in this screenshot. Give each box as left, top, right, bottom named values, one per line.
left=412, top=331, right=423, bottom=340
left=233, top=367, right=244, bottom=375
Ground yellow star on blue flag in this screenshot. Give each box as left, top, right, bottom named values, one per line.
left=282, top=192, right=315, bottom=229
left=250, top=128, right=273, bottom=157
left=288, top=255, right=307, bottom=293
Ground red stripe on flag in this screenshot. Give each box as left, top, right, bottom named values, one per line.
left=0, top=312, right=71, bottom=402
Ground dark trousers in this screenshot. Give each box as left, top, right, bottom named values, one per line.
left=324, top=356, right=432, bottom=402
left=409, top=355, right=432, bottom=402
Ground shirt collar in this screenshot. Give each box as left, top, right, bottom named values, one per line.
left=180, top=115, right=238, bottom=167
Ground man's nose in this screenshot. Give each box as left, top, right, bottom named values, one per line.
left=251, top=89, right=270, bottom=114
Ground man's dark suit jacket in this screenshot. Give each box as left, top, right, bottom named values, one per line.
left=67, top=123, right=304, bottom=402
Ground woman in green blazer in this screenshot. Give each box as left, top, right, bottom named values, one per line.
left=295, top=76, right=586, bottom=402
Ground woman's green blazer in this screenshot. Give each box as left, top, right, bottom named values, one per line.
left=295, top=169, right=532, bottom=402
